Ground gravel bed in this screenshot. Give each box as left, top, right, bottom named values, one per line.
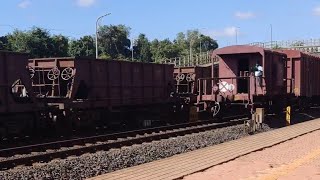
left=0, top=122, right=227, bottom=162
left=0, top=123, right=272, bottom=180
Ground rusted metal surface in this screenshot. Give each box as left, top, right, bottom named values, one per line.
left=278, top=50, right=320, bottom=98
left=0, top=51, right=37, bottom=114
left=198, top=45, right=287, bottom=103
left=28, top=57, right=174, bottom=109
left=0, top=51, right=46, bottom=137
left=195, top=45, right=288, bottom=117
left=174, top=64, right=213, bottom=95
left=28, top=57, right=74, bottom=100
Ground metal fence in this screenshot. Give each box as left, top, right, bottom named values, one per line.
left=248, top=39, right=320, bottom=54
left=158, top=38, right=320, bottom=67
left=159, top=51, right=219, bottom=67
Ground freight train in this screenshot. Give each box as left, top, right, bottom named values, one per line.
left=1, top=45, right=319, bottom=138
left=0, top=52, right=182, bottom=138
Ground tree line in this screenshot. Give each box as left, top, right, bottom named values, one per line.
left=0, top=25, right=219, bottom=62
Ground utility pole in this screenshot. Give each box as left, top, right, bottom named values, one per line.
left=235, top=27, right=240, bottom=45
left=270, top=24, right=273, bottom=49
left=199, top=35, right=202, bottom=57
left=131, top=37, right=134, bottom=61
left=96, top=13, right=111, bottom=59
left=236, top=30, right=238, bottom=45
left=190, top=39, right=193, bottom=62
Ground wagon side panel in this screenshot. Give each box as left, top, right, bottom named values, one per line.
left=143, top=63, right=153, bottom=104
left=107, top=60, right=122, bottom=106
left=0, top=52, right=37, bottom=113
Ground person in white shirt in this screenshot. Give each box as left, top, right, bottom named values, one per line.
left=254, top=63, right=263, bottom=87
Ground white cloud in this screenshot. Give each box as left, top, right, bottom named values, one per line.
left=203, top=27, right=239, bottom=38
left=234, top=11, right=255, bottom=19
left=76, top=0, right=96, bottom=7
left=313, top=6, right=320, bottom=16
left=18, top=0, right=31, bottom=9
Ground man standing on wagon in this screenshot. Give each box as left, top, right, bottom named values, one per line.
left=254, top=63, right=263, bottom=87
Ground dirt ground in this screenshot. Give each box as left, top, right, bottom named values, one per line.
left=183, top=129, right=320, bottom=180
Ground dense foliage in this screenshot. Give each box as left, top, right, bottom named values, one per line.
left=0, top=25, right=218, bottom=61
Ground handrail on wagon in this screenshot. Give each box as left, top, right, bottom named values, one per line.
left=197, top=76, right=251, bottom=80
left=197, top=76, right=251, bottom=96
left=158, top=51, right=219, bottom=67
left=196, top=76, right=270, bottom=104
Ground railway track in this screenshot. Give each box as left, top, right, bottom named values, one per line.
left=88, top=117, right=320, bottom=180
left=0, top=114, right=247, bottom=149
left=0, top=126, right=116, bottom=150
left=0, top=116, right=247, bottom=170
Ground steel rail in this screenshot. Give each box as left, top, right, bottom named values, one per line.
left=0, top=118, right=247, bottom=170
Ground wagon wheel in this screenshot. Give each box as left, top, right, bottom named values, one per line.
left=186, top=73, right=194, bottom=82
left=28, top=66, right=35, bottom=79
left=211, top=102, right=221, bottom=118
left=47, top=67, right=60, bottom=80
left=61, top=67, right=74, bottom=81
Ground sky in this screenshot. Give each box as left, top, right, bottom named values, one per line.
left=0, top=0, right=320, bottom=47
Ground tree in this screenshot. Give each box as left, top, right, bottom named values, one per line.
left=176, top=32, right=187, bottom=46
left=272, top=44, right=282, bottom=49
left=150, top=39, right=180, bottom=62
left=26, top=27, right=52, bottom=58
left=0, top=36, right=9, bottom=50
left=6, top=27, right=70, bottom=58
left=174, top=32, right=188, bottom=56
left=98, top=24, right=131, bottom=59
left=173, top=30, right=219, bottom=58
left=133, top=34, right=152, bottom=62
left=68, top=36, right=95, bottom=57
left=51, top=35, right=69, bottom=57
left=0, top=26, right=219, bottom=60
left=198, top=34, right=218, bottom=52
left=6, top=29, right=29, bottom=52
left=186, top=30, right=200, bottom=48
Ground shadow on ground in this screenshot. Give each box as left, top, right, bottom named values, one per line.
left=265, top=107, right=320, bottom=129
